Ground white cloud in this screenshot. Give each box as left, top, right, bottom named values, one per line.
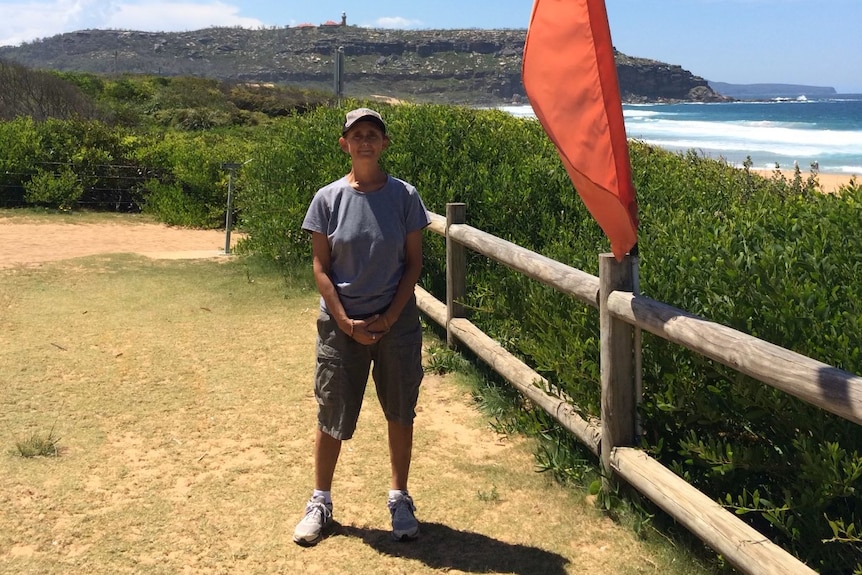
left=0, top=0, right=262, bottom=46
left=372, top=16, right=422, bottom=29
left=105, top=1, right=262, bottom=32
left=0, top=0, right=94, bottom=46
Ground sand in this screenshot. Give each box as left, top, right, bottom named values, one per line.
left=0, top=220, right=243, bottom=269
left=751, top=169, right=859, bottom=194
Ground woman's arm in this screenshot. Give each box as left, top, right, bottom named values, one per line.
left=311, top=231, right=378, bottom=342
left=311, top=232, right=351, bottom=334
left=368, top=228, right=423, bottom=333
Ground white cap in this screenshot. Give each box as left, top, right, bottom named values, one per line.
left=342, top=108, right=386, bottom=134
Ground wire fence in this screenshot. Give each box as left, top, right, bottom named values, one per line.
left=0, top=161, right=165, bottom=211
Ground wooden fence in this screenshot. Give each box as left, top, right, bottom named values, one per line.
left=416, top=204, right=862, bottom=575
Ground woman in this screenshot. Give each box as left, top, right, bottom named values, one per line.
left=294, top=108, right=431, bottom=546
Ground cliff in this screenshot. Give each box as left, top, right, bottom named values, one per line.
left=0, top=26, right=729, bottom=105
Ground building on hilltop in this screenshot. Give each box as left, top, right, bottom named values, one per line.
left=321, top=12, right=348, bottom=27
left=291, top=12, right=347, bottom=28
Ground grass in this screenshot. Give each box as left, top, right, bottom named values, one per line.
left=0, top=206, right=162, bottom=225
left=0, top=223, right=718, bottom=574
left=13, top=426, right=61, bottom=458
left=423, top=342, right=471, bottom=375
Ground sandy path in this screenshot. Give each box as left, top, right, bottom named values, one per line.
left=0, top=220, right=243, bottom=269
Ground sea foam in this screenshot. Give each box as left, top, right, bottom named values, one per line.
left=499, top=101, right=862, bottom=174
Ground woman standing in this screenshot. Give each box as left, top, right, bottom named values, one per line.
left=294, top=108, right=431, bottom=546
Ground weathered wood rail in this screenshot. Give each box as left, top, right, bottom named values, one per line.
left=418, top=204, right=862, bottom=575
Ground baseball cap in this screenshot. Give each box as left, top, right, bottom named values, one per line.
left=342, top=108, right=386, bottom=135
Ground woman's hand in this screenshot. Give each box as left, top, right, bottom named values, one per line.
left=347, top=314, right=385, bottom=345
left=366, top=314, right=392, bottom=339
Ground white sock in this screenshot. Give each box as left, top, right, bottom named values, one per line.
left=389, top=489, right=407, bottom=501
left=313, top=489, right=332, bottom=504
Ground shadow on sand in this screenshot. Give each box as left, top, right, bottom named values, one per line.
left=335, top=521, right=570, bottom=575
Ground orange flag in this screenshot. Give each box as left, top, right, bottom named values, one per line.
left=522, top=0, right=638, bottom=260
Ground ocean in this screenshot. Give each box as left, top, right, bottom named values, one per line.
left=500, top=95, right=862, bottom=175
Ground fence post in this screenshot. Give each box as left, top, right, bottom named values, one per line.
left=600, top=253, right=638, bottom=489
left=333, top=46, right=345, bottom=105
left=446, top=203, right=466, bottom=349
left=220, top=162, right=241, bottom=254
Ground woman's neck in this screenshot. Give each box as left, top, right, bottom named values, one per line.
left=347, top=167, right=387, bottom=192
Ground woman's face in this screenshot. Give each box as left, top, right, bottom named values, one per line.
left=340, top=122, right=389, bottom=161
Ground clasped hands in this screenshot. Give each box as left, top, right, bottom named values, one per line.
left=346, top=314, right=391, bottom=345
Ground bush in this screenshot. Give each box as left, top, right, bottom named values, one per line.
left=23, top=168, right=83, bottom=210
left=139, top=179, right=207, bottom=227
left=0, top=116, right=40, bottom=206
left=136, top=129, right=256, bottom=227
left=2, top=117, right=144, bottom=210
left=236, top=105, right=348, bottom=263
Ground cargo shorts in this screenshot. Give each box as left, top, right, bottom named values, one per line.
left=314, top=296, right=424, bottom=441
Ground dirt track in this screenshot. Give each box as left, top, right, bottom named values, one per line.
left=0, top=219, right=240, bottom=269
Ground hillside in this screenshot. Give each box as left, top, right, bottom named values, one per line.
left=0, top=26, right=728, bottom=106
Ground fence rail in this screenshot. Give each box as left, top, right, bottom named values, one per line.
left=416, top=203, right=850, bottom=575
left=607, top=290, right=862, bottom=425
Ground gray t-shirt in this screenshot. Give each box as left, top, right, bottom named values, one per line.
left=302, top=175, right=431, bottom=317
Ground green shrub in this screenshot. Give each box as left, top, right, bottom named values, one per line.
left=140, top=179, right=208, bottom=226
left=136, top=129, right=256, bottom=227
left=14, top=427, right=61, bottom=458
left=0, top=116, right=41, bottom=205
left=4, top=117, right=144, bottom=210
left=23, top=168, right=83, bottom=210
left=236, top=106, right=347, bottom=263
left=629, top=144, right=862, bottom=573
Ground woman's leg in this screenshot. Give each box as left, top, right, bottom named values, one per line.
left=387, top=420, right=413, bottom=490
left=315, top=428, right=342, bottom=490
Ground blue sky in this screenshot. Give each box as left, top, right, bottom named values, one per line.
left=2, top=0, right=860, bottom=93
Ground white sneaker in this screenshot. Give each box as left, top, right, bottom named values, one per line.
left=293, top=495, right=333, bottom=546
left=388, top=491, right=419, bottom=541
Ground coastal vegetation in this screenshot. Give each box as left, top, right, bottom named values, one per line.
left=1, top=65, right=861, bottom=574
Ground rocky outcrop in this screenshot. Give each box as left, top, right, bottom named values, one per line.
left=0, top=26, right=728, bottom=105
left=616, top=53, right=730, bottom=103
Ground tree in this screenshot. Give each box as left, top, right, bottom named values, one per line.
left=0, top=59, right=98, bottom=121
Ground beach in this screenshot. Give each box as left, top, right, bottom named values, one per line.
left=751, top=169, right=859, bottom=194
